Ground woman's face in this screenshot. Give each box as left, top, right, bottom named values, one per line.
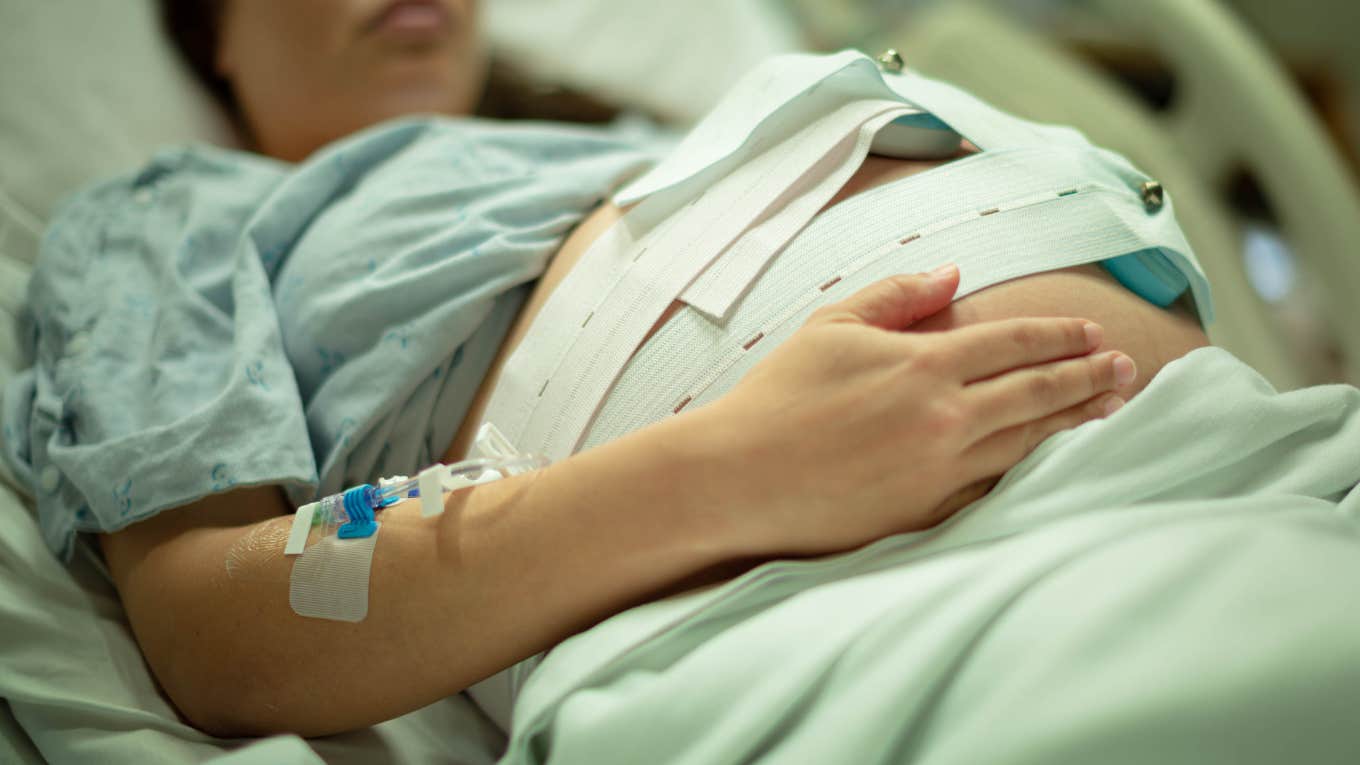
left=217, top=0, right=485, bottom=161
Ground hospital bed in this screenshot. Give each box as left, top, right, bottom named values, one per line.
left=0, top=1, right=1356, bottom=762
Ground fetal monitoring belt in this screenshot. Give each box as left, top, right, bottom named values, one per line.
left=479, top=49, right=1213, bottom=465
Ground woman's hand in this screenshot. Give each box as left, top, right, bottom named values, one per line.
left=698, top=264, right=1135, bottom=557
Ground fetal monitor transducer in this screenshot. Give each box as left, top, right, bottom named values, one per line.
left=284, top=423, right=547, bottom=621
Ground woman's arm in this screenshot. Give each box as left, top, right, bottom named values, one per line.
left=101, top=268, right=1129, bottom=737
left=101, top=407, right=757, bottom=738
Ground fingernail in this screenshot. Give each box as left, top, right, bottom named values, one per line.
left=1112, top=354, right=1137, bottom=386
left=1103, top=395, right=1125, bottom=416
left=929, top=263, right=958, bottom=280
left=1083, top=322, right=1103, bottom=350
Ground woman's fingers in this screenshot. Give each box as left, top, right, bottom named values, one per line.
left=962, top=350, right=1136, bottom=442
left=808, top=266, right=960, bottom=331
left=933, top=317, right=1104, bottom=383
left=961, top=391, right=1125, bottom=480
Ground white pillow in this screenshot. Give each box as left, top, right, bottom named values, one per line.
left=0, top=0, right=237, bottom=268
left=484, top=0, right=801, bottom=123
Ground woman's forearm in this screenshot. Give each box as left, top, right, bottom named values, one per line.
left=107, top=408, right=742, bottom=738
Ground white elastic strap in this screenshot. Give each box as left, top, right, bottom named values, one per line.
left=513, top=70, right=1125, bottom=458
left=678, top=106, right=910, bottom=320
left=534, top=100, right=907, bottom=458
left=289, top=523, right=381, bottom=622
left=615, top=50, right=956, bottom=205
left=489, top=99, right=907, bottom=459
left=488, top=90, right=910, bottom=437
left=614, top=50, right=875, bottom=204
left=483, top=53, right=961, bottom=452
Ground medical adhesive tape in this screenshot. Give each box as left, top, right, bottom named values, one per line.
left=284, top=486, right=384, bottom=623
left=289, top=522, right=381, bottom=623
left=418, top=466, right=444, bottom=518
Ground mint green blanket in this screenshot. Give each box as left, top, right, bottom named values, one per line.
left=502, top=347, right=1360, bottom=764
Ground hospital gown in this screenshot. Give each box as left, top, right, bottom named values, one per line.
left=1, top=116, right=666, bottom=559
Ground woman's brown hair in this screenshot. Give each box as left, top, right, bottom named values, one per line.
left=158, top=0, right=236, bottom=116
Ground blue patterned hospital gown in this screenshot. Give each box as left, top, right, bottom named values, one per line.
left=1, top=116, right=666, bottom=559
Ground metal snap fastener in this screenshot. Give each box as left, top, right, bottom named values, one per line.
left=1140, top=180, right=1164, bottom=212
left=40, top=465, right=61, bottom=493
left=876, top=49, right=905, bottom=74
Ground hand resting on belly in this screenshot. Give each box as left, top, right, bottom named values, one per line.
left=450, top=151, right=1209, bottom=480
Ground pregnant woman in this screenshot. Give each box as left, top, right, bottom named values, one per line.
left=2, top=0, right=1208, bottom=738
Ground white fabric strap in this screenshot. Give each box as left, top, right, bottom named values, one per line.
left=678, top=106, right=909, bottom=321
left=615, top=50, right=956, bottom=205
left=535, top=99, right=911, bottom=458
left=486, top=98, right=911, bottom=458
left=583, top=174, right=1200, bottom=452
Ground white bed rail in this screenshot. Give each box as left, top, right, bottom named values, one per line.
left=1093, top=0, right=1360, bottom=384
left=885, top=0, right=1359, bottom=388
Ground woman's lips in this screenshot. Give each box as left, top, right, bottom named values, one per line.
left=366, top=0, right=451, bottom=41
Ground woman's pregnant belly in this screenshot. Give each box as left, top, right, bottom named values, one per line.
left=444, top=154, right=1209, bottom=462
